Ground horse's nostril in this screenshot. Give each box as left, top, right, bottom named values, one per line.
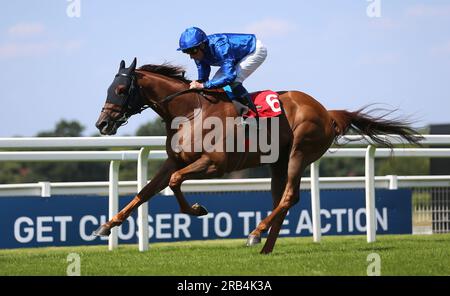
left=97, top=120, right=108, bottom=131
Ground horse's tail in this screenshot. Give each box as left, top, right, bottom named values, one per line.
left=328, top=106, right=423, bottom=148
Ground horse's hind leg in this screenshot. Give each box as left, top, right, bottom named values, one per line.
left=247, top=154, right=288, bottom=246
left=261, top=187, right=299, bottom=254
left=249, top=120, right=324, bottom=253
left=248, top=149, right=305, bottom=252
left=259, top=157, right=297, bottom=253
left=93, top=158, right=177, bottom=236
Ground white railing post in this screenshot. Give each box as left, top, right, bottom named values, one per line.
left=310, top=160, right=321, bottom=242
left=108, top=160, right=120, bottom=250
left=39, top=181, right=51, bottom=197
left=365, top=145, right=376, bottom=243
left=387, top=175, right=398, bottom=190
left=137, top=147, right=150, bottom=251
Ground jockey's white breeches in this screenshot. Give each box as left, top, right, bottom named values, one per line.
left=212, top=39, right=267, bottom=84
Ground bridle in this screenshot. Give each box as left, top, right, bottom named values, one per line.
left=101, top=72, right=149, bottom=126
left=102, top=70, right=211, bottom=125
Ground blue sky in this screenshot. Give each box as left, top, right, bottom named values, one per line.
left=1, top=0, right=450, bottom=137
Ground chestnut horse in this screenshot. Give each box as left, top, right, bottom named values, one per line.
left=94, top=58, right=421, bottom=254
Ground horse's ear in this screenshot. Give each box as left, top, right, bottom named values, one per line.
left=119, top=60, right=125, bottom=70
left=129, top=57, right=137, bottom=71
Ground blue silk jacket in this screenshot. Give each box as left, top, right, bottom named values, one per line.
left=196, top=33, right=256, bottom=89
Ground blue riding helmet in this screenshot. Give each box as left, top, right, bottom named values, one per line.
left=177, top=27, right=207, bottom=51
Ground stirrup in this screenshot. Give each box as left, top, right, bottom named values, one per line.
left=236, top=117, right=247, bottom=126
left=237, top=117, right=258, bottom=128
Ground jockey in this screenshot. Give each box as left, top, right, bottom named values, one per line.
left=177, top=26, right=267, bottom=117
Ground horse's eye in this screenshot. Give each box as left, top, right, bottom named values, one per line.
left=115, top=85, right=127, bottom=96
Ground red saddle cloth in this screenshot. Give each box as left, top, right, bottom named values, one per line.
left=244, top=90, right=282, bottom=118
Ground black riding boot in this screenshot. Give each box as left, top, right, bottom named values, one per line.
left=231, top=99, right=250, bottom=117
left=231, top=83, right=259, bottom=117
left=238, top=94, right=259, bottom=116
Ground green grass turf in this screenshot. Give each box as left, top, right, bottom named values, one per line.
left=1, top=234, right=449, bottom=276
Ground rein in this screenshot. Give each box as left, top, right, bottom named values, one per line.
left=160, top=88, right=200, bottom=104
left=111, top=79, right=207, bottom=124
left=160, top=87, right=225, bottom=104
left=159, top=89, right=204, bottom=122
left=155, top=86, right=224, bottom=121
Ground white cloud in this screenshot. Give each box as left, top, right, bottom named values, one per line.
left=0, top=41, right=56, bottom=58
left=1, top=22, right=82, bottom=58
left=64, top=40, right=83, bottom=53
left=7, top=22, right=45, bottom=37
left=243, top=18, right=297, bottom=39
left=0, top=40, right=82, bottom=59
left=431, top=41, right=450, bottom=56
left=405, top=4, right=450, bottom=17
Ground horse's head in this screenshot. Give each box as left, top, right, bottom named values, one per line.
left=96, top=57, right=142, bottom=135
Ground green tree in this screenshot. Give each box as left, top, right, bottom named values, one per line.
left=37, top=120, right=85, bottom=137
left=377, top=158, right=429, bottom=176
left=0, top=120, right=109, bottom=184
left=117, top=118, right=168, bottom=181
left=136, top=118, right=166, bottom=136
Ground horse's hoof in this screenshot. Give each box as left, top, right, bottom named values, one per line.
left=260, top=247, right=273, bottom=255
left=246, top=234, right=261, bottom=246
left=92, top=225, right=111, bottom=237
left=192, top=203, right=208, bottom=216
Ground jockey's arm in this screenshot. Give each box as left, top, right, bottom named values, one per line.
left=203, top=59, right=237, bottom=89
left=195, top=60, right=210, bottom=83
left=203, top=40, right=237, bottom=89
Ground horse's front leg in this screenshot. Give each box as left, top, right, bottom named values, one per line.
left=93, top=158, right=177, bottom=236
left=168, top=154, right=220, bottom=216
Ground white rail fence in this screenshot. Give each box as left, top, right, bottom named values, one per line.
left=1, top=135, right=449, bottom=251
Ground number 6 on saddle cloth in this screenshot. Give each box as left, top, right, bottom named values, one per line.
left=223, top=83, right=283, bottom=119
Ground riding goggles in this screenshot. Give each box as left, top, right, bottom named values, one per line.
left=182, top=47, right=199, bottom=55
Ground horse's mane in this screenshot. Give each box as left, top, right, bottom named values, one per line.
left=138, top=63, right=191, bottom=83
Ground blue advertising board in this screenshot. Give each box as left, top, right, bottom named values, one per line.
left=0, top=189, right=412, bottom=248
